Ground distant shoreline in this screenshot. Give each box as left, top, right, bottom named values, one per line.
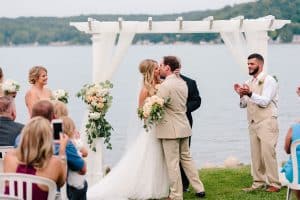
left=0, top=42, right=299, bottom=48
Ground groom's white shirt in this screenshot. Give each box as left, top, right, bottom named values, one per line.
left=155, top=74, right=192, bottom=139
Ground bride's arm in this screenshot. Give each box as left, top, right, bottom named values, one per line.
left=138, top=87, right=148, bottom=108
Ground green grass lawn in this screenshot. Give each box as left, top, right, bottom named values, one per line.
left=183, top=166, right=293, bottom=200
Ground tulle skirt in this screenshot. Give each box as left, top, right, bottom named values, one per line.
left=87, top=129, right=169, bottom=200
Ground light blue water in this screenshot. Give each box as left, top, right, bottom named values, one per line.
left=1, top=44, right=299, bottom=167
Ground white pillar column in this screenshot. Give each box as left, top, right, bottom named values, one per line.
left=91, top=34, right=103, bottom=82
left=86, top=33, right=105, bottom=186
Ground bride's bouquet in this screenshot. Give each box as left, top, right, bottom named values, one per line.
left=77, top=80, right=113, bottom=151
left=52, top=89, right=69, bottom=104
left=2, top=79, right=20, bottom=97
left=138, top=95, right=170, bottom=131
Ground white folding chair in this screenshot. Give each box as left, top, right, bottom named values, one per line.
left=0, top=173, right=57, bottom=200
left=286, top=139, right=300, bottom=200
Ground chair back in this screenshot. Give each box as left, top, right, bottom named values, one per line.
left=290, top=139, right=300, bottom=189
left=0, top=173, right=57, bottom=200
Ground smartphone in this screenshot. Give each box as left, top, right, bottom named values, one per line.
left=52, top=119, right=63, bottom=140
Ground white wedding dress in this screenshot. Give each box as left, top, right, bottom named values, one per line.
left=87, top=127, right=170, bottom=200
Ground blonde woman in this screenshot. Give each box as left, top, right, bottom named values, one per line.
left=4, top=116, right=68, bottom=200
left=52, top=100, right=68, bottom=118
left=25, top=66, right=52, bottom=116
left=138, top=59, right=161, bottom=107
left=87, top=59, right=169, bottom=200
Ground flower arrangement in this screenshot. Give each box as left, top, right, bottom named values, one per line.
left=2, top=79, right=20, bottom=96
left=52, top=89, right=69, bottom=104
left=138, top=95, right=170, bottom=131
left=77, top=80, right=113, bottom=151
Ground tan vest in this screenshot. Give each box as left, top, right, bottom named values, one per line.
left=247, top=74, right=276, bottom=124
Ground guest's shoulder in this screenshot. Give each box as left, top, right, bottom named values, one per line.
left=14, top=121, right=24, bottom=129
left=291, top=123, right=300, bottom=130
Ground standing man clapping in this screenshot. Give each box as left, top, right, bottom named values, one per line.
left=234, top=53, right=281, bottom=192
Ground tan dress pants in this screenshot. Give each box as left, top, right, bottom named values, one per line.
left=162, top=137, right=204, bottom=200
left=249, top=117, right=281, bottom=188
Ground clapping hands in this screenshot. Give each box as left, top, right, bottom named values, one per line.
left=234, top=83, right=252, bottom=97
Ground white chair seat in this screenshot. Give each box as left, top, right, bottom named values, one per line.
left=0, top=173, right=57, bottom=200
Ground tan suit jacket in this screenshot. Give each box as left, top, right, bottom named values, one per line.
left=155, top=74, right=192, bottom=139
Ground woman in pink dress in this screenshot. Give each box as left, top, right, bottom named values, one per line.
left=25, top=66, right=52, bottom=116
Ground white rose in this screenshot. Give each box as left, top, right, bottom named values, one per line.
left=91, top=101, right=98, bottom=107
left=2, top=79, right=20, bottom=92
left=89, top=112, right=101, bottom=120
left=157, top=98, right=164, bottom=106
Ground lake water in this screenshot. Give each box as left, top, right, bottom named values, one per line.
left=1, top=44, right=299, bottom=168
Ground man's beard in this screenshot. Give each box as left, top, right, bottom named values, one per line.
left=249, top=66, right=259, bottom=76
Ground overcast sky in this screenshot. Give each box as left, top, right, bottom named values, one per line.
left=1, top=0, right=255, bottom=18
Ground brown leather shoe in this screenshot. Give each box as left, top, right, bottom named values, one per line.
left=165, top=198, right=173, bottom=200
left=266, top=186, right=280, bottom=192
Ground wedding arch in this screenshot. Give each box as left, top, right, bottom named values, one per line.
left=70, top=15, right=290, bottom=185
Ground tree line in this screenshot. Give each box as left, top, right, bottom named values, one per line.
left=0, top=0, right=299, bottom=46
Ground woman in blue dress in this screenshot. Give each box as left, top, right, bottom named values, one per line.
left=282, top=122, right=300, bottom=199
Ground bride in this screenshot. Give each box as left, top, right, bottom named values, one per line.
left=87, top=59, right=170, bottom=200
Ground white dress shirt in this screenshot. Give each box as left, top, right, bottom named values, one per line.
left=240, top=72, right=278, bottom=117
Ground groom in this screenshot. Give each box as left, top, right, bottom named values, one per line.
left=156, top=56, right=205, bottom=200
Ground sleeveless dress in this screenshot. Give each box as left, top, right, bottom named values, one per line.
left=281, top=123, right=300, bottom=183
left=5, top=164, right=49, bottom=200
left=87, top=128, right=170, bottom=200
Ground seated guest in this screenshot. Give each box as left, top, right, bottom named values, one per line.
left=15, top=100, right=86, bottom=174
left=53, top=100, right=68, bottom=118
left=14, top=99, right=55, bottom=147
left=0, top=67, right=3, bottom=96
left=14, top=100, right=87, bottom=191
left=52, top=100, right=82, bottom=142
left=282, top=122, right=300, bottom=199
left=25, top=66, right=52, bottom=116
left=61, top=116, right=88, bottom=200
left=0, top=96, right=23, bottom=146
left=3, top=117, right=68, bottom=200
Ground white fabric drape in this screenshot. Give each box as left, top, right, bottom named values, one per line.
left=84, top=28, right=136, bottom=186
left=244, top=31, right=269, bottom=72
left=220, top=30, right=269, bottom=73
